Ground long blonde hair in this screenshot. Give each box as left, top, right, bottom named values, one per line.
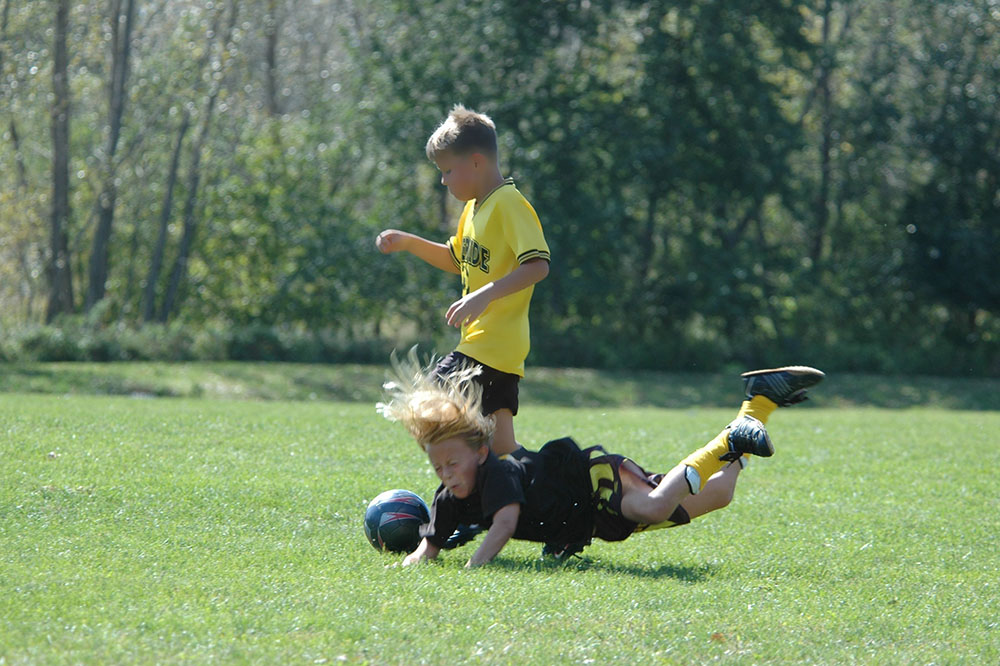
left=377, top=348, right=495, bottom=452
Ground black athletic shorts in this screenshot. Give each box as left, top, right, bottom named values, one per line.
left=433, top=351, right=520, bottom=416
left=586, top=446, right=691, bottom=541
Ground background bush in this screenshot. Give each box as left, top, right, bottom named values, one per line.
left=1, top=2, right=997, bottom=376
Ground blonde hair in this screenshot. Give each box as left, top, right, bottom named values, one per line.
left=377, top=348, right=495, bottom=452
left=425, top=104, right=498, bottom=161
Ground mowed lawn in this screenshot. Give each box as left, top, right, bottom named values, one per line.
left=2, top=367, right=998, bottom=663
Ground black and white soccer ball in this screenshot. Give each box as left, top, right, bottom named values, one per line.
left=363, top=489, right=430, bottom=553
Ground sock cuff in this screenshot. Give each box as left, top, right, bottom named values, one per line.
left=678, top=432, right=730, bottom=492
left=684, top=465, right=701, bottom=495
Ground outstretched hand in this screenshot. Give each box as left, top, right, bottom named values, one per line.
left=376, top=229, right=409, bottom=254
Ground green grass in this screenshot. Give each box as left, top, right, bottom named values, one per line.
left=2, top=360, right=999, bottom=409
left=2, top=365, right=999, bottom=663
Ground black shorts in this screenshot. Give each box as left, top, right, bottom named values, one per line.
left=586, top=446, right=691, bottom=542
left=433, top=351, right=519, bottom=416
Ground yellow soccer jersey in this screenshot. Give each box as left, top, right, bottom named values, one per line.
left=447, top=180, right=550, bottom=376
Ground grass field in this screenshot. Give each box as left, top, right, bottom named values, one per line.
left=2, top=363, right=999, bottom=663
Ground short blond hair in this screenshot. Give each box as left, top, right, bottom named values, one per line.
left=377, top=348, right=495, bottom=452
left=425, top=104, right=498, bottom=161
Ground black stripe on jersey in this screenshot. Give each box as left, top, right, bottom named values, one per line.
left=517, top=249, right=551, bottom=264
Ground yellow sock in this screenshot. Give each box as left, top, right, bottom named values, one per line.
left=737, top=395, right=778, bottom=424
left=679, top=431, right=731, bottom=494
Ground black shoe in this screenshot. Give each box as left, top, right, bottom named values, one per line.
left=542, top=541, right=588, bottom=560
left=441, top=523, right=483, bottom=549
left=725, top=415, right=773, bottom=458
left=741, top=366, right=825, bottom=406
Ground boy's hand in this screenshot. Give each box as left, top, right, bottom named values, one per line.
left=375, top=231, right=460, bottom=275
left=376, top=229, right=410, bottom=254
left=445, top=259, right=548, bottom=327
left=401, top=551, right=423, bottom=567
left=400, top=537, right=439, bottom=567
left=446, top=288, right=492, bottom=328
left=465, top=503, right=519, bottom=567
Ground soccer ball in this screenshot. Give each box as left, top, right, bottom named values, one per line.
left=363, top=489, right=430, bottom=553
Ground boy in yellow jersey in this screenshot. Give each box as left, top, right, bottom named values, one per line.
left=376, top=105, right=550, bottom=459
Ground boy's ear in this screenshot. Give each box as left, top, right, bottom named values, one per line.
left=470, top=152, right=490, bottom=170
left=477, top=444, right=490, bottom=462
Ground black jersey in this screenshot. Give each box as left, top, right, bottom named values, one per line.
left=421, top=437, right=593, bottom=548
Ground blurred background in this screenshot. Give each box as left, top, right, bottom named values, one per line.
left=0, top=0, right=997, bottom=375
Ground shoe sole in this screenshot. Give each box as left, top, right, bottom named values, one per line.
left=741, top=366, right=825, bottom=407
left=740, top=366, right=825, bottom=381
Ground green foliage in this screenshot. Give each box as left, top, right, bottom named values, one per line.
left=1, top=0, right=998, bottom=375
left=2, top=392, right=998, bottom=663
left=0, top=318, right=412, bottom=365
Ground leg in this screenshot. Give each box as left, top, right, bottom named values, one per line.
left=490, top=408, right=519, bottom=456
left=680, top=461, right=741, bottom=519
left=623, top=367, right=826, bottom=527
left=619, top=461, right=691, bottom=526
left=620, top=414, right=769, bottom=525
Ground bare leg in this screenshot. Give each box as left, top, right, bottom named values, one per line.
left=490, top=408, right=519, bottom=456
left=620, top=456, right=744, bottom=525
left=680, top=461, right=740, bottom=519
left=619, top=462, right=691, bottom=525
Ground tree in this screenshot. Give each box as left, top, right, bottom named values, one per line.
left=85, top=0, right=137, bottom=310
left=46, top=0, right=73, bottom=322
left=899, top=0, right=1000, bottom=348
left=158, top=0, right=239, bottom=322
left=141, top=109, right=189, bottom=322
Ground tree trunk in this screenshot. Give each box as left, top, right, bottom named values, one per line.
left=803, top=0, right=853, bottom=265
left=264, top=0, right=281, bottom=116
left=1, top=2, right=28, bottom=191
left=85, top=0, right=137, bottom=311
left=142, top=109, right=190, bottom=322
left=46, top=0, right=74, bottom=322
left=159, top=0, right=238, bottom=322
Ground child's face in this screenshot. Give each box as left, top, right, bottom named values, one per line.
left=433, top=151, right=479, bottom=202
left=427, top=437, right=488, bottom=499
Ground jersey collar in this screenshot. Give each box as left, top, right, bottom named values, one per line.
left=473, top=178, right=515, bottom=214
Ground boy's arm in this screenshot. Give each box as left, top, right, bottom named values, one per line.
left=402, top=538, right=441, bottom=566
left=465, top=502, right=520, bottom=568
left=376, top=230, right=460, bottom=275
left=446, top=258, right=549, bottom=328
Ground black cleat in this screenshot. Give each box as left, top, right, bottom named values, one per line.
left=725, top=415, right=773, bottom=458
left=741, top=366, right=825, bottom=406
